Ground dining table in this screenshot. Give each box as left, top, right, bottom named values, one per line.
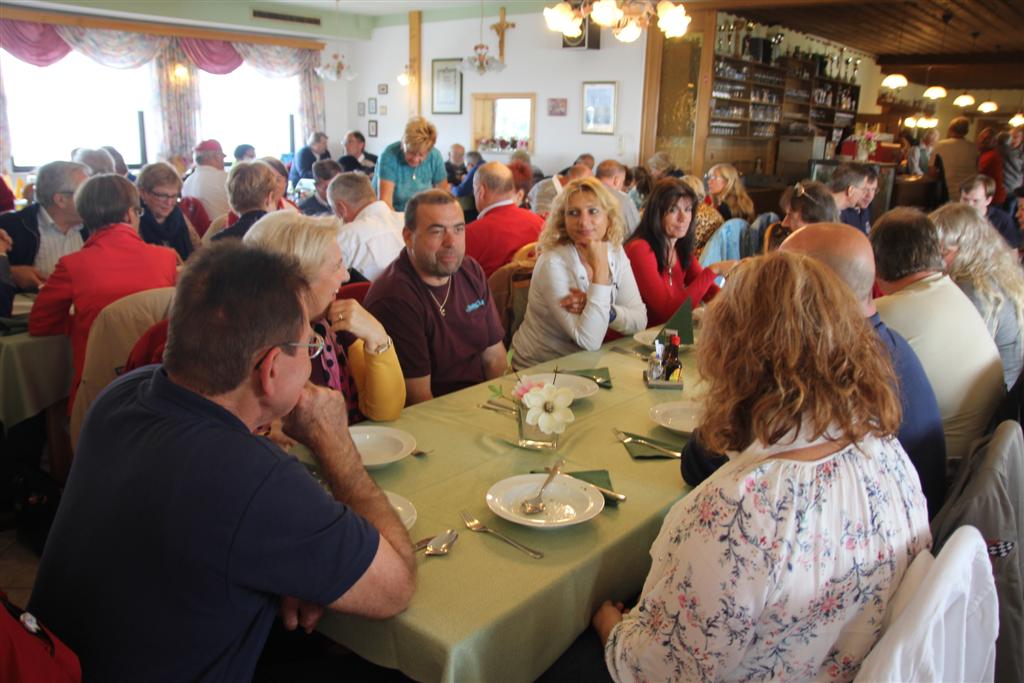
left=313, top=331, right=704, bottom=683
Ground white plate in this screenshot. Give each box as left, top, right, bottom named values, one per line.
left=349, top=426, right=416, bottom=469
left=521, top=373, right=598, bottom=400
left=633, top=328, right=659, bottom=348
left=649, top=401, right=702, bottom=435
left=485, top=474, right=605, bottom=529
left=384, top=491, right=417, bottom=530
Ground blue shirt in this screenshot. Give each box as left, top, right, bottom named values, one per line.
left=682, top=314, right=947, bottom=518
left=29, top=367, right=379, bottom=682
left=452, top=164, right=479, bottom=198
left=372, top=141, right=446, bottom=211
left=987, top=204, right=1019, bottom=248
left=840, top=205, right=872, bottom=234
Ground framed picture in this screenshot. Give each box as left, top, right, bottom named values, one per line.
left=368, top=120, right=378, bottom=138
left=368, top=97, right=377, bottom=115
left=378, top=83, right=388, bottom=95
left=547, top=98, right=568, bottom=116
left=581, top=81, right=616, bottom=135
left=380, top=105, right=388, bottom=115
left=357, top=101, right=366, bottom=116
left=431, top=58, right=463, bottom=114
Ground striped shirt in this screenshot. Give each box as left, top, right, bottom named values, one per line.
left=35, top=206, right=84, bottom=277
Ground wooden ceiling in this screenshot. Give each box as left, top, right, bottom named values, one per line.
left=712, top=0, right=1024, bottom=89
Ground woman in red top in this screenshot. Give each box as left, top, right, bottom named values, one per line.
left=29, top=174, right=178, bottom=410
left=977, top=127, right=1006, bottom=205
left=625, top=179, right=731, bottom=326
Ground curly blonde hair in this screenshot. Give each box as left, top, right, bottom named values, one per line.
left=698, top=251, right=900, bottom=453
left=931, top=202, right=1024, bottom=336
left=402, top=116, right=438, bottom=154
left=538, top=177, right=624, bottom=250
left=709, top=163, right=755, bottom=222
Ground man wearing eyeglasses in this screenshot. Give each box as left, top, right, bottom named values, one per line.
left=0, top=160, right=90, bottom=291
left=828, top=162, right=874, bottom=234
left=28, top=242, right=415, bottom=681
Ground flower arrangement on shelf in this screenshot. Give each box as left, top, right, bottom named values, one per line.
left=477, top=137, right=530, bottom=153
left=513, top=377, right=575, bottom=435
left=856, top=131, right=878, bottom=161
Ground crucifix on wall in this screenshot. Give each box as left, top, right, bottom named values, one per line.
left=490, top=7, right=515, bottom=64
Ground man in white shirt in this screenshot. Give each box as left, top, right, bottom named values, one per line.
left=181, top=139, right=230, bottom=221
left=871, top=207, right=1005, bottom=463
left=595, top=159, right=640, bottom=237
left=328, top=172, right=404, bottom=281
left=1, top=160, right=90, bottom=291
left=528, top=163, right=592, bottom=215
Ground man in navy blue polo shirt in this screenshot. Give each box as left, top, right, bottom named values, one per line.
left=681, top=223, right=947, bottom=518
left=28, top=242, right=415, bottom=682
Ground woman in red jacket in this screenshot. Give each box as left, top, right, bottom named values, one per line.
left=29, top=174, right=178, bottom=409
left=625, top=179, right=731, bottom=326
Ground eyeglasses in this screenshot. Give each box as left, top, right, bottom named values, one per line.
left=254, top=331, right=325, bottom=369
left=146, top=190, right=181, bottom=202
left=792, top=182, right=820, bottom=207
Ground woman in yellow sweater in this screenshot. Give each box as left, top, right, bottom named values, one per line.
left=244, top=212, right=405, bottom=422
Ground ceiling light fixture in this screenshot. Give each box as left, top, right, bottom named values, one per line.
left=923, top=86, right=947, bottom=100
left=462, top=0, right=505, bottom=74
left=953, top=92, right=976, bottom=107
left=882, top=73, right=909, bottom=90
left=1009, top=112, right=1024, bottom=128
left=543, top=1, right=691, bottom=42
left=904, top=116, right=918, bottom=128
left=978, top=100, right=998, bottom=113
left=396, top=65, right=411, bottom=86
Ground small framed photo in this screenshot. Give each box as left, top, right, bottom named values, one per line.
left=380, top=105, right=388, bottom=115
left=581, top=81, right=617, bottom=135
left=368, top=120, right=378, bottom=138
left=378, top=83, right=388, bottom=95
left=368, top=97, right=377, bottom=114
left=431, top=58, right=463, bottom=115
left=547, top=98, right=568, bottom=116
left=357, top=101, right=366, bottom=116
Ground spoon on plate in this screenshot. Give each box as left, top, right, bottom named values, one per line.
left=520, top=458, right=565, bottom=515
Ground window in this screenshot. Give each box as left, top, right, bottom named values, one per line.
left=197, top=64, right=302, bottom=161
left=1, top=50, right=157, bottom=169
left=471, top=93, right=536, bottom=153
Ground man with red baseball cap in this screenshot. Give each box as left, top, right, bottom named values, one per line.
left=182, top=139, right=230, bottom=221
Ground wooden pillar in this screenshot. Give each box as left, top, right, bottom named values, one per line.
left=639, top=28, right=663, bottom=164
left=409, top=10, right=422, bottom=116
left=692, top=9, right=716, bottom=177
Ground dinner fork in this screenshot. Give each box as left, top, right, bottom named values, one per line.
left=459, top=510, right=544, bottom=559
left=612, top=428, right=682, bottom=458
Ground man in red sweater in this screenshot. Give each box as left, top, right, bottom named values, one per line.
left=465, top=162, right=544, bottom=278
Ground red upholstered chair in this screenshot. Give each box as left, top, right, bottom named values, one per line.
left=337, top=281, right=371, bottom=303
left=179, top=196, right=211, bottom=236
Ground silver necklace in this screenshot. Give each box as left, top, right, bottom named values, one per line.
left=428, top=278, right=453, bottom=316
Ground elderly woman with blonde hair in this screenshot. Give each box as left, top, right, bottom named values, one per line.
left=211, top=161, right=284, bottom=242
left=511, top=177, right=646, bottom=368
left=244, top=212, right=405, bottom=421
left=932, top=201, right=1024, bottom=387
left=592, top=251, right=930, bottom=682
left=373, top=116, right=449, bottom=211
left=706, top=162, right=756, bottom=223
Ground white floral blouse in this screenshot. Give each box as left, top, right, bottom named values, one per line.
left=605, top=434, right=931, bottom=682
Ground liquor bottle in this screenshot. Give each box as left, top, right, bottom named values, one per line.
left=663, top=335, right=682, bottom=382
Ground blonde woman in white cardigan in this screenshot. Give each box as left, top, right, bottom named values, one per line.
left=512, top=177, right=647, bottom=369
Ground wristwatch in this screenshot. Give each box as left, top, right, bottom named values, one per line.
left=366, top=335, right=392, bottom=355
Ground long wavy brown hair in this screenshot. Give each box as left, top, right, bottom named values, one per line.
left=697, top=251, right=901, bottom=454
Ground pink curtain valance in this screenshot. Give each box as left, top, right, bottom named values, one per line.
left=178, top=37, right=242, bottom=75
left=0, top=20, right=72, bottom=67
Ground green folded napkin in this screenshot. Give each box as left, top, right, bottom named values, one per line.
left=563, top=367, right=612, bottom=389
left=657, top=299, right=693, bottom=346
left=530, top=468, right=619, bottom=506
left=619, top=431, right=684, bottom=459
left=0, top=316, right=29, bottom=336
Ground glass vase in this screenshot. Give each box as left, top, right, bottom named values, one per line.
left=515, top=401, right=560, bottom=450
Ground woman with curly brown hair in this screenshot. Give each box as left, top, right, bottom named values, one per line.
left=592, top=251, right=931, bottom=682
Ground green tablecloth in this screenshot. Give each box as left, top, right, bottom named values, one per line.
left=316, top=334, right=702, bottom=682
left=0, top=332, right=72, bottom=428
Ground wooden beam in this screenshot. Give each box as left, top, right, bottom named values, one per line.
left=638, top=27, right=664, bottom=164
left=0, top=6, right=325, bottom=50
left=692, top=9, right=717, bottom=177
left=877, top=51, right=1024, bottom=65
left=409, top=10, right=422, bottom=117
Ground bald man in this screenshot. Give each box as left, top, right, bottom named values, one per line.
left=466, top=162, right=545, bottom=277
left=528, top=163, right=593, bottom=216
left=682, top=223, right=947, bottom=517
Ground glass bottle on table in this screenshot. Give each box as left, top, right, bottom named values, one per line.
left=663, top=335, right=682, bottom=382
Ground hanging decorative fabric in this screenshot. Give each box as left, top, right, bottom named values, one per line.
left=0, top=20, right=72, bottom=66
left=54, top=26, right=168, bottom=69
left=178, top=38, right=242, bottom=75
left=155, top=43, right=200, bottom=163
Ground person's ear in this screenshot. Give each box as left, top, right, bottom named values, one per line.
left=403, top=226, right=414, bottom=249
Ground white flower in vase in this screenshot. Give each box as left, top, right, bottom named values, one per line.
left=522, top=384, right=575, bottom=435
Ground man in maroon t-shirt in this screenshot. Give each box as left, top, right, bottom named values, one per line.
left=465, top=162, right=545, bottom=278
left=364, top=189, right=507, bottom=404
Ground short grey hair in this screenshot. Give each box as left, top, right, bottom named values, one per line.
left=71, top=148, right=115, bottom=175
left=35, top=161, right=90, bottom=209
left=307, top=131, right=328, bottom=146
left=328, top=172, right=376, bottom=208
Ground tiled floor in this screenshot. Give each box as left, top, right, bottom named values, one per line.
left=0, top=528, right=39, bottom=609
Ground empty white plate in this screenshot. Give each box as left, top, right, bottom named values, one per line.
left=649, top=401, right=702, bottom=435
left=633, top=328, right=659, bottom=348
left=521, top=373, right=598, bottom=400
left=349, top=426, right=416, bottom=469
left=486, top=474, right=604, bottom=529
left=384, top=491, right=417, bottom=530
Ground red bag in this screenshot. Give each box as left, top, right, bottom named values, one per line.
left=0, top=591, right=81, bottom=683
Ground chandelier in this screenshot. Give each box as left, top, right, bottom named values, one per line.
left=544, top=1, right=691, bottom=43
left=462, top=0, right=505, bottom=74
left=316, top=52, right=355, bottom=81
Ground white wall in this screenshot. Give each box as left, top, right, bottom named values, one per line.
left=325, top=13, right=648, bottom=174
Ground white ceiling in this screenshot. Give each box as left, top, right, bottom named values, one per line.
left=279, top=0, right=491, bottom=16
